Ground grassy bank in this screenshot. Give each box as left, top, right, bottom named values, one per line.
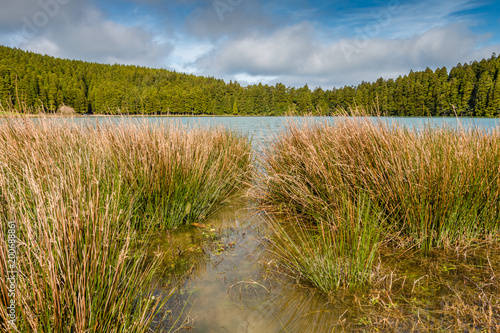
left=257, top=117, right=500, bottom=293
left=0, top=118, right=251, bottom=332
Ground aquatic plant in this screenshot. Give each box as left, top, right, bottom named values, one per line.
left=264, top=195, right=383, bottom=292
left=257, top=116, right=500, bottom=292
left=0, top=118, right=251, bottom=331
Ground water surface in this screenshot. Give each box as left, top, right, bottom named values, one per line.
left=64, top=115, right=500, bottom=147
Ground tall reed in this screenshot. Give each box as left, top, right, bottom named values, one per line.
left=93, top=120, right=252, bottom=229
left=257, top=117, right=500, bottom=291
left=0, top=118, right=251, bottom=332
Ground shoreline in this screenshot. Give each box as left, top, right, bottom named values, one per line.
left=1, top=112, right=499, bottom=119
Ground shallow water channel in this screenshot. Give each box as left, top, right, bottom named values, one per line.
left=146, top=196, right=500, bottom=332
left=152, top=211, right=498, bottom=331
left=148, top=197, right=345, bottom=332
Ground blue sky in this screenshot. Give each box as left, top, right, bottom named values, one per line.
left=0, top=0, right=499, bottom=88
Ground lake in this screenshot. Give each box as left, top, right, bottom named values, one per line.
left=74, top=115, right=500, bottom=147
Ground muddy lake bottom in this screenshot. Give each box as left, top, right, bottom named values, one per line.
left=140, top=197, right=500, bottom=332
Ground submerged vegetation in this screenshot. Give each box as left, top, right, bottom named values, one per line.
left=263, top=195, right=384, bottom=292
left=1, top=45, right=500, bottom=116
left=257, top=117, right=500, bottom=291
left=0, top=118, right=251, bottom=332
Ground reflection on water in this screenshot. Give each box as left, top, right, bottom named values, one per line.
left=146, top=192, right=500, bottom=332
left=148, top=196, right=354, bottom=332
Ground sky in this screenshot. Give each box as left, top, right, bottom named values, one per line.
left=0, top=0, right=499, bottom=89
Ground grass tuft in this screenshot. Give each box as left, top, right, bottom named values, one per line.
left=0, top=117, right=252, bottom=332
left=257, top=116, right=500, bottom=292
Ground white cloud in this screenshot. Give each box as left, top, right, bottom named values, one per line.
left=166, top=37, right=214, bottom=73
left=194, top=22, right=500, bottom=88
left=21, top=37, right=60, bottom=56
left=233, top=73, right=277, bottom=86
left=195, top=23, right=317, bottom=76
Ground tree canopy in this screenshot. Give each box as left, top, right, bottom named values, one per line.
left=0, top=46, right=499, bottom=116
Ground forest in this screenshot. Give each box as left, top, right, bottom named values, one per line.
left=0, top=45, right=499, bottom=116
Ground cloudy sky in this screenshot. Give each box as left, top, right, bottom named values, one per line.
left=1, top=0, right=499, bottom=88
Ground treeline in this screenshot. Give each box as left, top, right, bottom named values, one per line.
left=0, top=45, right=499, bottom=116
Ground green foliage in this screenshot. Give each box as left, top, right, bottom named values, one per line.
left=0, top=120, right=165, bottom=332
left=264, top=195, right=383, bottom=292
left=0, top=46, right=499, bottom=116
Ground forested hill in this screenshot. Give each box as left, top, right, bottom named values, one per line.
left=0, top=45, right=499, bottom=116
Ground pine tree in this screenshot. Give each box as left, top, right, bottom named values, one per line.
left=232, top=99, right=238, bottom=115
left=1, top=45, right=499, bottom=117
left=489, top=77, right=500, bottom=116
left=475, top=72, right=493, bottom=116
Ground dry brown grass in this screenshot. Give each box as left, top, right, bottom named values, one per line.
left=258, top=116, right=500, bottom=250
left=0, top=117, right=252, bottom=332
left=254, top=116, right=500, bottom=329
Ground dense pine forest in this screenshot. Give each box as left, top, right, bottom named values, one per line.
left=0, top=45, right=499, bottom=116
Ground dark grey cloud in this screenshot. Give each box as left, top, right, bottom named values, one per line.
left=0, top=0, right=44, bottom=28
left=0, top=0, right=89, bottom=33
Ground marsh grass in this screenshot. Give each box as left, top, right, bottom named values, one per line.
left=264, top=195, right=383, bottom=292
left=257, top=116, right=500, bottom=293
left=0, top=117, right=251, bottom=332
left=103, top=120, right=252, bottom=229
left=259, top=245, right=500, bottom=331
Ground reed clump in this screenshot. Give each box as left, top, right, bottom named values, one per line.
left=0, top=118, right=251, bottom=332
left=257, top=117, right=500, bottom=292
left=264, top=195, right=384, bottom=292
